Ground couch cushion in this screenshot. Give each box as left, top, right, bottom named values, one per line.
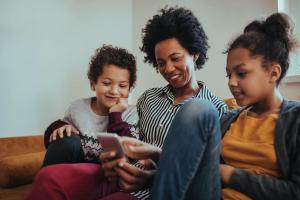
left=0, top=152, right=45, bottom=188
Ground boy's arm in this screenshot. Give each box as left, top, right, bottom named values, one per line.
left=107, top=112, right=134, bottom=138
left=44, top=120, right=68, bottom=148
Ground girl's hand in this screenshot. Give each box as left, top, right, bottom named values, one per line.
left=49, top=124, right=79, bottom=142
left=109, top=98, right=128, bottom=113
left=114, top=159, right=157, bottom=192
left=120, top=137, right=161, bottom=163
left=220, top=164, right=235, bottom=186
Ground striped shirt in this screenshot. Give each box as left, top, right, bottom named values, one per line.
left=131, top=81, right=228, bottom=199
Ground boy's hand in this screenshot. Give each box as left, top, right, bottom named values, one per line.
left=109, top=98, right=128, bottom=113
left=49, top=124, right=79, bottom=142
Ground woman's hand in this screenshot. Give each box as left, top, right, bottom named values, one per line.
left=114, top=159, right=157, bottom=192
left=120, top=137, right=161, bottom=163
left=220, top=164, right=235, bottom=186
left=100, top=151, right=127, bottom=182
left=109, top=98, right=128, bottom=113
left=49, top=124, right=79, bottom=142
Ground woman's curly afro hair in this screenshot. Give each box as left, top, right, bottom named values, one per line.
left=140, top=6, right=209, bottom=70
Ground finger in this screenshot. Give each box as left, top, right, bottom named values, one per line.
left=140, top=159, right=157, bottom=170
left=49, top=134, right=53, bottom=142
left=52, top=130, right=58, bottom=141
left=115, top=162, right=153, bottom=182
left=72, top=127, right=79, bottom=134
left=102, top=157, right=126, bottom=171
left=66, top=126, right=72, bottom=136
left=58, top=128, right=64, bottom=138
left=119, top=179, right=137, bottom=192
left=100, top=151, right=117, bottom=162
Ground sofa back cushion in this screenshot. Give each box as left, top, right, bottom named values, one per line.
left=0, top=135, right=44, bottom=158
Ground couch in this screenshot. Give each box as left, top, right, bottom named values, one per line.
left=0, top=135, right=45, bottom=200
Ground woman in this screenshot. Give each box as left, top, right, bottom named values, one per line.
left=27, top=6, right=227, bottom=200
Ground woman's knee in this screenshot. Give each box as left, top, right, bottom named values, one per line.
left=178, top=99, right=218, bottom=122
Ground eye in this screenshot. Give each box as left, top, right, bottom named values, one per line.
left=120, top=84, right=129, bottom=88
left=102, top=81, right=111, bottom=86
left=171, top=56, right=181, bottom=62
left=237, top=72, right=247, bottom=78
left=225, top=73, right=231, bottom=79
left=157, top=61, right=165, bottom=68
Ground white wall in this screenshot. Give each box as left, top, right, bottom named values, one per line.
left=0, top=0, right=133, bottom=137
left=131, top=0, right=277, bottom=103
left=1, top=0, right=283, bottom=138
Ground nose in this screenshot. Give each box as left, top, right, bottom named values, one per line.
left=164, top=61, right=175, bottom=74
left=228, top=75, right=238, bottom=87
left=109, top=85, right=119, bottom=94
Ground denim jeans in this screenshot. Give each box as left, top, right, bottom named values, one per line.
left=150, top=99, right=221, bottom=200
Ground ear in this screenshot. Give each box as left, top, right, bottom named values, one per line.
left=269, top=64, right=282, bottom=83
left=90, top=82, right=95, bottom=91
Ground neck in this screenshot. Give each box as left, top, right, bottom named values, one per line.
left=251, top=88, right=283, bottom=115
left=172, top=78, right=199, bottom=103
left=91, top=98, right=108, bottom=116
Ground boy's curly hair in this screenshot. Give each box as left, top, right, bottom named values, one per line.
left=88, top=45, right=137, bottom=88
left=140, top=6, right=209, bottom=70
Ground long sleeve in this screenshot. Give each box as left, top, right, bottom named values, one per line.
left=228, top=166, right=300, bottom=200
left=44, top=120, right=68, bottom=148
left=107, top=112, right=134, bottom=137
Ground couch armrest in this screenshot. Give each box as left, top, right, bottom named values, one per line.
left=0, top=151, right=45, bottom=188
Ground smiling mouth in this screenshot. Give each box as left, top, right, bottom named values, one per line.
left=106, top=96, right=119, bottom=101
left=168, top=74, right=180, bottom=81
left=232, top=91, right=244, bottom=99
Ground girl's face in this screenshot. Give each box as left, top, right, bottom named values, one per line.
left=154, top=38, right=197, bottom=89
left=226, top=48, right=275, bottom=107
left=92, top=64, right=130, bottom=111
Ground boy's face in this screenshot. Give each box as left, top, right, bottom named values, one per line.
left=92, top=64, right=130, bottom=110
left=226, top=48, right=274, bottom=107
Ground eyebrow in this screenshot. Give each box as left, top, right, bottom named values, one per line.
left=156, top=52, right=182, bottom=61
left=226, top=63, right=246, bottom=72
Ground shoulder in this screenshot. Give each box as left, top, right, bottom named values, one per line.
left=137, top=87, right=164, bottom=103
left=281, top=99, right=300, bottom=114
left=123, top=105, right=138, bottom=116
left=122, top=105, right=138, bottom=124
left=66, top=98, right=91, bottom=114
left=199, top=83, right=228, bottom=114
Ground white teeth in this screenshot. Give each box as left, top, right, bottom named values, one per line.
left=170, top=75, right=179, bottom=80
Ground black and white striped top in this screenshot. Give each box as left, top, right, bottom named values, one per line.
left=131, top=82, right=228, bottom=199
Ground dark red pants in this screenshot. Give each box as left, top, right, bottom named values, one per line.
left=26, top=163, right=138, bottom=200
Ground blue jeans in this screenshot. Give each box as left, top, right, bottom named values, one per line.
left=150, top=99, right=221, bottom=200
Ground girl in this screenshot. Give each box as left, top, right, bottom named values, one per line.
left=220, top=12, right=300, bottom=199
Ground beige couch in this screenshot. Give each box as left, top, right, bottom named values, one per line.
left=0, top=135, right=45, bottom=200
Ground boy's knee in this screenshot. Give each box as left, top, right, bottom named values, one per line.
left=49, top=135, right=81, bottom=152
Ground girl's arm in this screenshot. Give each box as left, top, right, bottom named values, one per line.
left=224, top=163, right=300, bottom=199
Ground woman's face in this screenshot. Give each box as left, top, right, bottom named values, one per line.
left=154, top=38, right=196, bottom=89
